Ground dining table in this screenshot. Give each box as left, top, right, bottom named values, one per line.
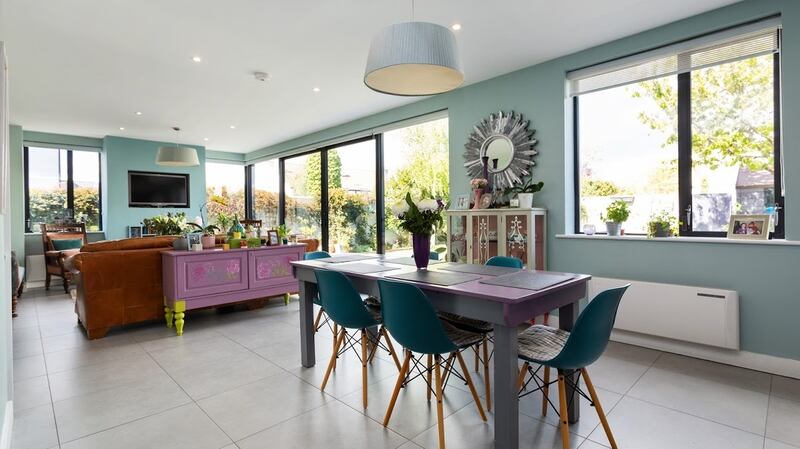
left=290, top=255, right=591, bottom=449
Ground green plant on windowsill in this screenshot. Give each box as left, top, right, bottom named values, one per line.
left=186, top=223, right=220, bottom=236
left=142, top=212, right=188, bottom=236
left=647, top=211, right=678, bottom=238
left=276, top=224, right=290, bottom=243
left=214, top=212, right=233, bottom=234
left=600, top=200, right=630, bottom=236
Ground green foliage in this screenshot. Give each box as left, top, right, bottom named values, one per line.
left=276, top=224, right=290, bottom=239
left=581, top=179, right=622, bottom=197
left=504, top=178, right=544, bottom=196
left=602, top=200, right=630, bottom=224
left=396, top=193, right=444, bottom=236
left=646, top=210, right=678, bottom=238
left=142, top=212, right=189, bottom=236
left=186, top=223, right=219, bottom=236
left=633, top=55, right=774, bottom=171
left=28, top=187, right=101, bottom=231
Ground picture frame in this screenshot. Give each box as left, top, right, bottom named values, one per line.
left=727, top=214, right=770, bottom=240
left=127, top=225, right=143, bottom=238
left=451, top=194, right=470, bottom=210
left=479, top=192, right=493, bottom=209
left=267, top=230, right=280, bottom=246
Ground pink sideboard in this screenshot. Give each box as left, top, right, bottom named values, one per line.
left=162, top=244, right=305, bottom=335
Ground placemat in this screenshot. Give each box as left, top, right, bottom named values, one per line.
left=328, top=263, right=400, bottom=274
left=385, top=270, right=480, bottom=286
left=435, top=262, right=521, bottom=276
left=479, top=271, right=576, bottom=291
left=316, top=254, right=378, bottom=263
left=382, top=257, right=444, bottom=266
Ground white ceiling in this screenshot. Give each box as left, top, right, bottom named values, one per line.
left=4, top=0, right=740, bottom=153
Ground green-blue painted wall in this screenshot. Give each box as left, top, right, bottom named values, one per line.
left=103, top=136, right=206, bottom=240
left=9, top=125, right=23, bottom=265
left=245, top=0, right=800, bottom=361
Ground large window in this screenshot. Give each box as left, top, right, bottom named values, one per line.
left=205, top=162, right=245, bottom=221
left=24, top=147, right=102, bottom=232
left=252, top=159, right=279, bottom=229
left=327, top=139, right=377, bottom=253
left=573, top=23, right=784, bottom=237
left=283, top=152, right=323, bottom=241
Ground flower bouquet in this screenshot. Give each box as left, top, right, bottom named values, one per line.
left=393, top=193, right=444, bottom=269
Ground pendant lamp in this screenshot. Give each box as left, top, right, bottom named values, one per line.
left=364, top=2, right=463, bottom=96
left=156, top=127, right=200, bottom=167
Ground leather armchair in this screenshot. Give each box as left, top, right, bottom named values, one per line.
left=41, top=223, right=87, bottom=293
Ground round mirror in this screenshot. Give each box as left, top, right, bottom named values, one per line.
left=482, top=136, right=514, bottom=173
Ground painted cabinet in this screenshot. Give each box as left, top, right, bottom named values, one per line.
left=445, top=208, right=546, bottom=270
left=162, top=244, right=305, bottom=335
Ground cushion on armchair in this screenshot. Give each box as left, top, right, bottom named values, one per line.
left=52, top=239, right=83, bottom=251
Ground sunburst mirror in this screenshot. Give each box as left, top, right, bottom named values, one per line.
left=463, top=111, right=538, bottom=190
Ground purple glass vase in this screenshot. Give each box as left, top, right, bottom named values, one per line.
left=412, top=234, right=431, bottom=270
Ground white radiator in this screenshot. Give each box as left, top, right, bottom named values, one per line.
left=589, top=277, right=739, bottom=350
left=25, top=255, right=46, bottom=282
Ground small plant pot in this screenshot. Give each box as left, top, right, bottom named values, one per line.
left=201, top=235, right=216, bottom=249
left=606, top=222, right=622, bottom=236
left=652, top=224, right=673, bottom=238
left=172, top=237, right=189, bottom=251
left=517, top=193, right=534, bottom=208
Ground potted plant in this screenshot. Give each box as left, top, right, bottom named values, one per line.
left=601, top=200, right=630, bottom=236
left=276, top=224, right=290, bottom=245
left=214, top=212, right=232, bottom=234
left=229, top=214, right=245, bottom=239
left=142, top=212, right=188, bottom=237
left=393, top=193, right=444, bottom=270
left=504, top=178, right=544, bottom=209
left=647, top=211, right=677, bottom=238
left=470, top=178, right=488, bottom=210
left=187, top=223, right=220, bottom=248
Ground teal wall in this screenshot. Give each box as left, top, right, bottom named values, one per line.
left=245, top=0, right=800, bottom=361
left=9, top=125, right=23, bottom=265
left=103, top=136, right=206, bottom=240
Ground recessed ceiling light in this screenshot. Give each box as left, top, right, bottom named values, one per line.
left=203, top=137, right=210, bottom=141
left=312, top=87, right=321, bottom=93
left=135, top=111, right=142, bottom=116
left=229, top=125, right=236, bottom=129
left=192, top=56, right=202, bottom=63
left=451, top=23, right=462, bottom=31
left=119, top=127, right=125, bottom=131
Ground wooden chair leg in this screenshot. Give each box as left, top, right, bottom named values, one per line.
left=582, top=368, right=617, bottom=449
left=313, top=308, right=325, bottom=332
left=45, top=273, right=51, bottom=290
left=542, top=366, right=551, bottom=417
left=517, top=362, right=529, bottom=390
left=455, top=352, right=487, bottom=421
left=321, top=330, right=345, bottom=391
left=482, top=335, right=491, bottom=412
left=332, top=323, right=339, bottom=371
left=384, top=350, right=412, bottom=427
left=381, top=327, right=402, bottom=370
left=426, top=354, right=433, bottom=402
left=62, top=276, right=70, bottom=294
left=434, top=355, right=446, bottom=449
left=557, top=374, right=570, bottom=449
left=543, top=312, right=550, bottom=326
left=473, top=344, right=479, bottom=372
left=361, top=329, right=368, bottom=408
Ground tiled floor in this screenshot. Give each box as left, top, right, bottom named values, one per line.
left=11, top=287, right=800, bottom=449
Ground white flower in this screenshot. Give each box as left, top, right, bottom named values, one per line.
left=417, top=199, right=438, bottom=211
left=391, top=202, right=409, bottom=217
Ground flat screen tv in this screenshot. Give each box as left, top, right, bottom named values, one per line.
left=128, top=171, right=190, bottom=208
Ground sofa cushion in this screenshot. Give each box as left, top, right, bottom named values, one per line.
left=80, top=236, right=177, bottom=253
left=52, top=238, right=83, bottom=251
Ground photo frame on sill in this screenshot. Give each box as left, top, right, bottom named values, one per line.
left=267, top=230, right=280, bottom=246
left=727, top=214, right=770, bottom=240
left=450, top=194, right=470, bottom=210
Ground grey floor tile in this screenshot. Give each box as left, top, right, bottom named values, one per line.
left=585, top=342, right=660, bottom=394
left=198, top=373, right=329, bottom=441
left=288, top=348, right=399, bottom=400
left=13, top=375, right=52, bottom=412
left=217, top=320, right=300, bottom=349
left=765, top=438, right=800, bottom=449
left=47, top=353, right=165, bottom=402
left=41, top=330, right=136, bottom=354
left=60, top=403, right=232, bottom=449
left=627, top=353, right=770, bottom=434
left=772, top=376, right=800, bottom=403
left=165, top=351, right=283, bottom=400
left=577, top=440, right=609, bottom=449
left=412, top=404, right=585, bottom=449
left=11, top=403, right=59, bottom=449
left=237, top=401, right=407, bottom=449
left=44, top=340, right=148, bottom=374
left=148, top=335, right=250, bottom=373
left=14, top=354, right=47, bottom=381
left=53, top=372, right=191, bottom=442
left=339, top=367, right=479, bottom=439
left=586, top=397, right=764, bottom=449
left=252, top=333, right=334, bottom=370
left=13, top=336, right=43, bottom=359
left=766, top=396, right=800, bottom=448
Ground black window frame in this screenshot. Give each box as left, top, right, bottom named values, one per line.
left=574, top=51, right=785, bottom=239
left=23, top=146, right=103, bottom=233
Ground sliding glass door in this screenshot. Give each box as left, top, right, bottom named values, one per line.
left=326, top=138, right=377, bottom=253
left=283, top=152, right=322, bottom=241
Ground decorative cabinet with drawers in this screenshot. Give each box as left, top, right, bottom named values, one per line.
left=445, top=208, right=547, bottom=270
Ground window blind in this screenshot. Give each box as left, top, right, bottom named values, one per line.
left=567, top=17, right=781, bottom=97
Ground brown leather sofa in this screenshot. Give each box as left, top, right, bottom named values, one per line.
left=72, top=236, right=176, bottom=339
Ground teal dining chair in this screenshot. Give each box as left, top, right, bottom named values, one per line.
left=315, top=270, right=400, bottom=409
left=378, top=279, right=487, bottom=449
left=517, top=285, right=629, bottom=449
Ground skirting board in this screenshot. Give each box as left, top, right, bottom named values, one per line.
left=611, top=329, right=800, bottom=380
left=0, top=401, right=12, bottom=449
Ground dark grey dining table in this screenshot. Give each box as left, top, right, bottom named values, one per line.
left=290, top=255, right=590, bottom=449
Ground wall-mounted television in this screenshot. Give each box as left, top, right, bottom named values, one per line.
left=128, top=171, right=190, bottom=208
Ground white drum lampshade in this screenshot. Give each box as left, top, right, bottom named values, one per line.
left=364, top=22, right=463, bottom=96
left=155, top=145, right=199, bottom=166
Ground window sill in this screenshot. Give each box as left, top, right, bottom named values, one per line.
left=555, top=234, right=800, bottom=246
left=25, top=231, right=105, bottom=236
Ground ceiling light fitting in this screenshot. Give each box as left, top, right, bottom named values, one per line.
left=156, top=127, right=200, bottom=167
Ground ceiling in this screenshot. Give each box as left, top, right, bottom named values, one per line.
left=4, top=0, right=740, bottom=153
